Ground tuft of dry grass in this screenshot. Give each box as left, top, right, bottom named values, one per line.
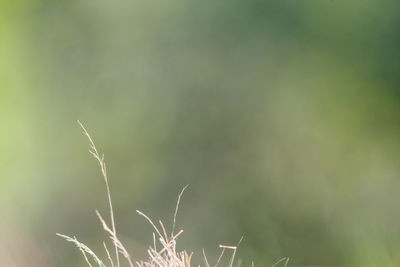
left=57, top=121, right=286, bottom=267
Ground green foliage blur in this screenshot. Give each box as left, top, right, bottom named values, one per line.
left=1, top=0, right=400, bottom=266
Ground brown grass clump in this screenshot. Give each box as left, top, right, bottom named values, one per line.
left=57, top=121, right=245, bottom=267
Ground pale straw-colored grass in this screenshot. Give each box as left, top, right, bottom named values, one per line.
left=57, top=121, right=287, bottom=267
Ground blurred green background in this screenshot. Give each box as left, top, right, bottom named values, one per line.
left=1, top=0, right=400, bottom=266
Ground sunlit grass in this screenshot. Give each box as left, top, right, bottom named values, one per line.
left=57, top=121, right=252, bottom=267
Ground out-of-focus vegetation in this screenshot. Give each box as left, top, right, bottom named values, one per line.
left=1, top=0, right=400, bottom=266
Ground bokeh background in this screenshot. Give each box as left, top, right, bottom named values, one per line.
left=1, top=0, right=400, bottom=266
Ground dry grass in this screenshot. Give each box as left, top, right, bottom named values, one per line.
left=57, top=121, right=289, bottom=267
